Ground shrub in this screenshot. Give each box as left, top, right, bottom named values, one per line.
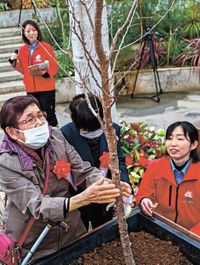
left=175, top=38, right=200, bottom=69
left=22, top=0, right=49, bottom=9
left=55, top=51, right=74, bottom=79
left=120, top=120, right=166, bottom=188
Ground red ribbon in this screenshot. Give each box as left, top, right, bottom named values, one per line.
left=99, top=152, right=110, bottom=169
left=53, top=160, right=77, bottom=190
left=99, top=152, right=110, bottom=178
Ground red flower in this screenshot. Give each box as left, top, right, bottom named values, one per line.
left=99, top=152, right=110, bottom=169
left=134, top=155, right=150, bottom=168
left=53, top=160, right=71, bottom=180
left=138, top=155, right=150, bottom=167
left=125, top=154, right=133, bottom=166
left=130, top=123, right=140, bottom=131
left=128, top=135, right=135, bottom=143
left=138, top=135, right=146, bottom=143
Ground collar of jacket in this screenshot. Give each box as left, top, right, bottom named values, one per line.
left=160, top=156, right=199, bottom=184
left=0, top=127, right=53, bottom=171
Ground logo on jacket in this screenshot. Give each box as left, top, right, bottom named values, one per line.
left=183, top=190, right=194, bottom=204
left=35, top=54, right=42, bottom=63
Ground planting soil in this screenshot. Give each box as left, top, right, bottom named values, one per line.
left=72, top=231, right=192, bottom=265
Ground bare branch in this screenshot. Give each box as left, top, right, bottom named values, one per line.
left=85, top=92, right=104, bottom=129
left=80, top=0, right=94, bottom=29
left=109, top=0, right=138, bottom=59
left=31, top=0, right=71, bottom=57
left=94, top=0, right=108, bottom=64
left=111, top=3, right=137, bottom=75
left=113, top=0, right=176, bottom=53
left=69, top=2, right=101, bottom=73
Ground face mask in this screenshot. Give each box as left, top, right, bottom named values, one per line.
left=16, top=122, right=49, bottom=149
left=80, top=128, right=103, bottom=139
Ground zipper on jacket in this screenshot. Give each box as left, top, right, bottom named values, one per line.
left=168, top=185, right=172, bottom=206
left=174, top=186, right=179, bottom=223
left=29, top=48, right=37, bottom=92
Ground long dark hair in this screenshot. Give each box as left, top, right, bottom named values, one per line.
left=69, top=94, right=103, bottom=131
left=22, top=20, right=43, bottom=44
left=166, top=121, right=199, bottom=163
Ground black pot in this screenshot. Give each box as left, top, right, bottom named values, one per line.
left=34, top=207, right=200, bottom=265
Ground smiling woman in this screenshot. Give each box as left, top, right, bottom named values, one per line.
left=136, top=121, right=200, bottom=236
left=8, top=19, right=59, bottom=127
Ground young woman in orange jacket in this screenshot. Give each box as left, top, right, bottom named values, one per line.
left=9, top=20, right=59, bottom=127
left=136, top=121, right=200, bottom=236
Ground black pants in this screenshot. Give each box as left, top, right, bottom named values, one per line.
left=28, top=90, right=58, bottom=127
left=80, top=203, right=113, bottom=230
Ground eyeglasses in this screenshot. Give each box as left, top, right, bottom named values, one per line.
left=17, top=111, right=47, bottom=125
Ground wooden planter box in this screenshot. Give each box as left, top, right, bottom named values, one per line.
left=34, top=208, right=200, bottom=265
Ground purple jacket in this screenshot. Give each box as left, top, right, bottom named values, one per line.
left=0, top=128, right=101, bottom=262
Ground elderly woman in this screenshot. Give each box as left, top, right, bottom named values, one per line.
left=0, top=96, right=131, bottom=263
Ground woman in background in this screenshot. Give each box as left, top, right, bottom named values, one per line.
left=9, top=19, right=58, bottom=127
left=61, top=94, right=130, bottom=230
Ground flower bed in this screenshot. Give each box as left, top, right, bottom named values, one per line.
left=22, top=0, right=49, bottom=9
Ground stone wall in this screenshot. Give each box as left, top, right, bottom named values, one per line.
left=57, top=67, right=200, bottom=103
left=115, top=67, right=200, bottom=96
left=56, top=77, right=76, bottom=103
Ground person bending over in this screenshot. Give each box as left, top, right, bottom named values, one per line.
left=61, top=94, right=130, bottom=230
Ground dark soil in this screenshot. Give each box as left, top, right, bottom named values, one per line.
left=72, top=231, right=193, bottom=265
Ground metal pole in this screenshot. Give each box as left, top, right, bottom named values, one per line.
left=21, top=223, right=52, bottom=265
left=18, top=0, right=23, bottom=27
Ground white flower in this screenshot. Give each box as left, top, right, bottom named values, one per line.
left=184, top=191, right=193, bottom=199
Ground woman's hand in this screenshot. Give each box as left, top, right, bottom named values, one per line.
left=140, top=198, right=158, bottom=216
left=10, top=52, right=18, bottom=60
left=120, top=181, right=132, bottom=197
left=83, top=179, right=120, bottom=204
left=31, top=69, right=48, bottom=76
left=69, top=179, right=120, bottom=211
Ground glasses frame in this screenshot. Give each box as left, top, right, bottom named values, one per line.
left=17, top=111, right=47, bottom=126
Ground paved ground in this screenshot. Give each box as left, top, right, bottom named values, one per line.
left=116, top=91, right=200, bottom=130
left=56, top=90, right=200, bottom=130
left=1, top=90, right=200, bottom=142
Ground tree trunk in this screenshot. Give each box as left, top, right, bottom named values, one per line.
left=68, top=0, right=117, bottom=121
left=94, top=1, right=135, bottom=264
